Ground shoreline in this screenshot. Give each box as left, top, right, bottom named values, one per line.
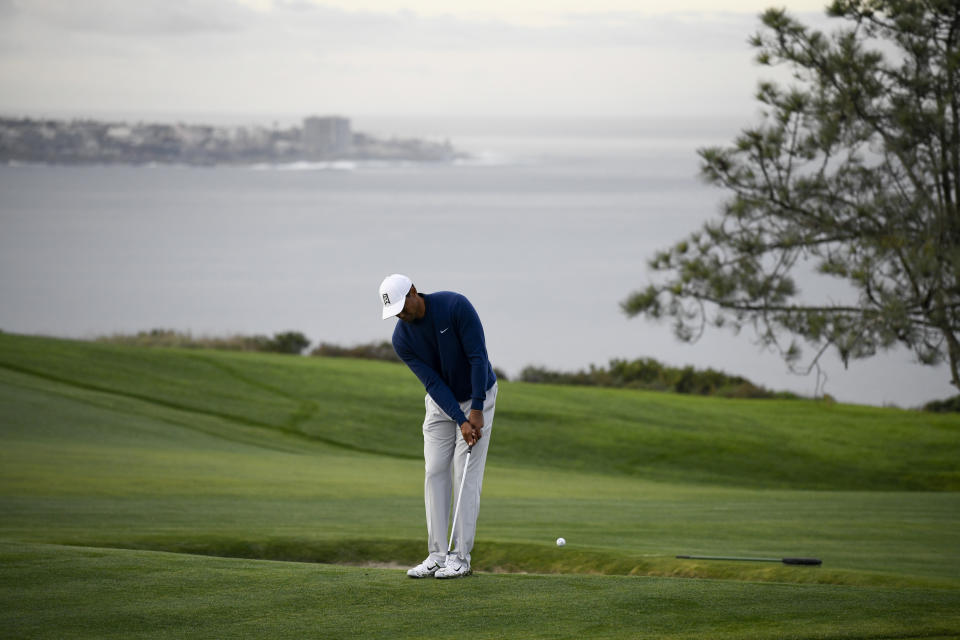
left=0, top=115, right=469, bottom=167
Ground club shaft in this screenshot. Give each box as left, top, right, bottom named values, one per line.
left=677, top=555, right=821, bottom=565
left=678, top=555, right=780, bottom=563
left=447, top=445, right=473, bottom=554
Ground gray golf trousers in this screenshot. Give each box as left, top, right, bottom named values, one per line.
left=422, top=382, right=497, bottom=567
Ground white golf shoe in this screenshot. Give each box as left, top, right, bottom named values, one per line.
left=406, top=558, right=443, bottom=579
left=435, top=556, right=471, bottom=579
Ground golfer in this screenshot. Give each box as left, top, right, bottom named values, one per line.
left=379, top=273, right=498, bottom=579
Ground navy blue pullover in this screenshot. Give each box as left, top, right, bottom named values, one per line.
left=392, top=291, right=496, bottom=426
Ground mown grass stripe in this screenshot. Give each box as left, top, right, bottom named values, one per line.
left=0, top=360, right=417, bottom=459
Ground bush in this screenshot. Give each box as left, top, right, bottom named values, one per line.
left=518, top=357, right=793, bottom=399
left=96, top=329, right=309, bottom=354
left=267, top=331, right=310, bottom=354
left=310, top=341, right=401, bottom=363
left=923, top=395, right=960, bottom=413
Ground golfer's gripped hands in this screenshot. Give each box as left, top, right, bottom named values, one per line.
left=460, top=409, right=484, bottom=446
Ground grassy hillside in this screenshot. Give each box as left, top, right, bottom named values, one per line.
left=1, top=332, right=959, bottom=639
left=1, top=333, right=956, bottom=490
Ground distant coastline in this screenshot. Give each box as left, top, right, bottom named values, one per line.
left=0, top=114, right=468, bottom=166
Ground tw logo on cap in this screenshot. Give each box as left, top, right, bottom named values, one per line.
left=383, top=293, right=391, bottom=306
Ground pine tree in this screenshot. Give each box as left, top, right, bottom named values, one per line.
left=622, top=1, right=960, bottom=393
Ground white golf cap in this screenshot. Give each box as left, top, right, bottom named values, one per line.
left=379, top=273, right=412, bottom=319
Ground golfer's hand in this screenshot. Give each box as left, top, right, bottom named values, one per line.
left=468, top=409, right=484, bottom=430
left=464, top=409, right=484, bottom=445
left=460, top=421, right=481, bottom=446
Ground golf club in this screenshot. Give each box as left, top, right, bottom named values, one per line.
left=447, top=444, right=474, bottom=555
left=676, top=555, right=822, bottom=566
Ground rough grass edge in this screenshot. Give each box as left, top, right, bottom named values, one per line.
left=46, top=537, right=960, bottom=590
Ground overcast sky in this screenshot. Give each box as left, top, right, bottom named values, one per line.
left=0, top=0, right=830, bottom=121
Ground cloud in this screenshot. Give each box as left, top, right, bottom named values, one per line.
left=254, top=5, right=762, bottom=53
left=3, top=0, right=763, bottom=51
left=0, top=1, right=817, bottom=118
left=1, top=0, right=255, bottom=40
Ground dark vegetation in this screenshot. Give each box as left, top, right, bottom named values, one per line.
left=310, top=340, right=400, bottom=363
left=924, top=395, right=960, bottom=413
left=519, top=359, right=797, bottom=399
left=96, top=329, right=310, bottom=354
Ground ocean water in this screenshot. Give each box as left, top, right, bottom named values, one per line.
left=0, top=119, right=953, bottom=407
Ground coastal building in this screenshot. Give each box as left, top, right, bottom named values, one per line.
left=303, top=116, right=351, bottom=158
left=0, top=116, right=462, bottom=165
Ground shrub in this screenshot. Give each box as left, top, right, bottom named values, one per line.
left=923, top=395, right=960, bottom=413
left=518, top=357, right=794, bottom=399
left=96, top=329, right=308, bottom=354
left=267, top=331, right=310, bottom=354
left=310, top=341, right=401, bottom=363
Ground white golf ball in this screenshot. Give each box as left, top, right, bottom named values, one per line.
left=556, top=537, right=566, bottom=547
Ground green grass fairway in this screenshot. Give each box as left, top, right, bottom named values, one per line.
left=4, top=543, right=960, bottom=640
left=1, top=333, right=959, bottom=638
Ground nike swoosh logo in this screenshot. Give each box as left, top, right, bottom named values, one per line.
left=440, top=328, right=449, bottom=334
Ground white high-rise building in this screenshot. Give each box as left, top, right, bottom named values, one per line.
left=303, top=116, right=351, bottom=157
